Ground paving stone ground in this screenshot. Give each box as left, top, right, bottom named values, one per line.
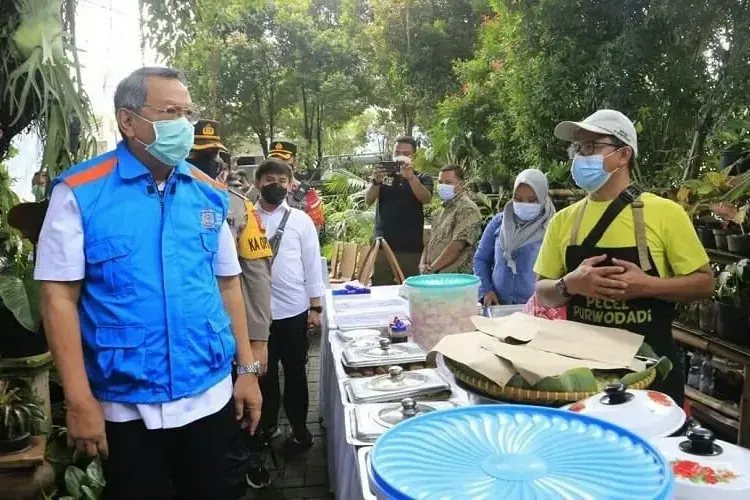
left=242, top=335, right=334, bottom=500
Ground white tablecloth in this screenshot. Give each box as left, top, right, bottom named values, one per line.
left=319, top=285, right=498, bottom=499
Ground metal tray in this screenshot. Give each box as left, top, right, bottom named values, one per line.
left=357, top=447, right=376, bottom=500
left=342, top=337, right=426, bottom=369
left=347, top=398, right=458, bottom=444
left=343, top=366, right=451, bottom=404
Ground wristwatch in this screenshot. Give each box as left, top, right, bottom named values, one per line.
left=310, top=306, right=323, bottom=314
left=236, top=361, right=262, bottom=376
left=556, top=277, right=572, bottom=298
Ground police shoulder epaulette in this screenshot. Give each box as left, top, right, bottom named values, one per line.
left=228, top=186, right=249, bottom=200
left=190, top=167, right=228, bottom=191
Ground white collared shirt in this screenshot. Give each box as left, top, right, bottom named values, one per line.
left=34, top=183, right=239, bottom=429
left=256, top=201, right=324, bottom=320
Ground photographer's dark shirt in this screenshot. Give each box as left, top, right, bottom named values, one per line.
left=374, top=173, right=434, bottom=253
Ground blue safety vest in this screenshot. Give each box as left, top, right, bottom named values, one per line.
left=53, top=142, right=235, bottom=403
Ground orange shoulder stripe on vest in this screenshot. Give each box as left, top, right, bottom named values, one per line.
left=190, top=167, right=227, bottom=191
left=65, top=157, right=118, bottom=188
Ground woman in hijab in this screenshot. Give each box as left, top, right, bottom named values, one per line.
left=473, top=169, right=556, bottom=305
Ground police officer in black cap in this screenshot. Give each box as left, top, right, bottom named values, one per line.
left=189, top=119, right=275, bottom=492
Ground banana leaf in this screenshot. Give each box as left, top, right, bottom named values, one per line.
left=506, top=343, right=673, bottom=393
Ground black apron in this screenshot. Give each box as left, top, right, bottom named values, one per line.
left=564, top=186, right=684, bottom=405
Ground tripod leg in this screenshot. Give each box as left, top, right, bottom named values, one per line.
left=380, top=239, right=405, bottom=284
left=357, top=239, right=380, bottom=285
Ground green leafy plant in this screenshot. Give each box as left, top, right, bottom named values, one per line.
left=0, top=378, right=45, bottom=441
left=1, top=162, right=40, bottom=333
left=474, top=192, right=505, bottom=229
left=717, top=115, right=750, bottom=157
left=676, top=169, right=735, bottom=217
left=58, top=458, right=105, bottom=500
left=715, top=259, right=750, bottom=307
left=321, top=170, right=374, bottom=246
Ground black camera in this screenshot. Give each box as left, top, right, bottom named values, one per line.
left=379, top=161, right=400, bottom=176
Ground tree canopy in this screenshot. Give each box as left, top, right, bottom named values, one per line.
left=139, top=0, right=750, bottom=185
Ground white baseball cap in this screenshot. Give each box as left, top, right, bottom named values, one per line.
left=554, top=109, right=638, bottom=157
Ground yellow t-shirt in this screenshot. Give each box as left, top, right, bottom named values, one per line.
left=534, top=193, right=709, bottom=279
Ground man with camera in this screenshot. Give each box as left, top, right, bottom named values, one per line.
left=365, top=136, right=434, bottom=285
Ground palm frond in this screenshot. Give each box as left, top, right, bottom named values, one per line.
left=323, top=169, right=369, bottom=194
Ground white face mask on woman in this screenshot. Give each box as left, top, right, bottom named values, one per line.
left=512, top=201, right=542, bottom=221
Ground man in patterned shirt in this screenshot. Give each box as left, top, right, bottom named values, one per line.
left=420, top=165, right=481, bottom=274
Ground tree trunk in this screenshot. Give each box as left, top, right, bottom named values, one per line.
left=255, top=129, right=268, bottom=157
left=301, top=86, right=314, bottom=143
left=682, top=112, right=714, bottom=182
left=268, top=84, right=275, bottom=147
left=400, top=102, right=415, bottom=136
left=208, top=47, right=222, bottom=118
left=316, top=102, right=324, bottom=168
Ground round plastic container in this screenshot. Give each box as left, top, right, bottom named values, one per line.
left=404, top=274, right=480, bottom=351
left=369, top=405, right=675, bottom=500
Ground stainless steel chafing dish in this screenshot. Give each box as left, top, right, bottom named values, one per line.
left=343, top=366, right=451, bottom=404
left=342, top=337, right=426, bottom=369
left=357, top=447, right=376, bottom=500
left=346, top=397, right=458, bottom=445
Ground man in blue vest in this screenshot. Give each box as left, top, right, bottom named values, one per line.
left=34, top=67, right=262, bottom=500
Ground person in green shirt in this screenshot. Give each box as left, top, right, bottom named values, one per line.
left=420, top=165, right=481, bottom=274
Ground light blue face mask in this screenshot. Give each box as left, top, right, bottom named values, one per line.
left=513, top=201, right=542, bottom=221
left=133, top=113, right=194, bottom=166
left=437, top=183, right=456, bottom=201
left=571, top=153, right=619, bottom=193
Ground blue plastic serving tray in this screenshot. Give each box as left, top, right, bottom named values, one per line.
left=369, top=404, right=674, bottom=500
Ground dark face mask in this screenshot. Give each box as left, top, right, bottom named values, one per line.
left=192, top=157, right=222, bottom=179
left=260, top=183, right=287, bottom=205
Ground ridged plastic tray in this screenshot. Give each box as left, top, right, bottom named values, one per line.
left=369, top=404, right=674, bottom=499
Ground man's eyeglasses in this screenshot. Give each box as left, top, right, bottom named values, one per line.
left=141, top=105, right=200, bottom=123
left=567, top=141, right=620, bottom=159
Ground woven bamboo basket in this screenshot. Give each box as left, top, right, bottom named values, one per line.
left=444, top=358, right=658, bottom=406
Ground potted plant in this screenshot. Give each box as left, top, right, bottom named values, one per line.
left=698, top=298, right=716, bottom=333
left=0, top=177, right=54, bottom=434
left=677, top=170, right=735, bottom=249
left=675, top=302, right=700, bottom=329
left=717, top=116, right=750, bottom=175
left=713, top=259, right=750, bottom=345
left=710, top=202, right=750, bottom=256
left=694, top=215, right=720, bottom=249
left=0, top=379, right=45, bottom=454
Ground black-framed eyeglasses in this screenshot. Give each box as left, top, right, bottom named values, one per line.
left=141, top=104, right=200, bottom=123
left=567, top=141, right=620, bottom=159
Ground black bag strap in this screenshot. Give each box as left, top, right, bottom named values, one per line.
left=581, top=185, right=643, bottom=247
left=269, top=208, right=292, bottom=265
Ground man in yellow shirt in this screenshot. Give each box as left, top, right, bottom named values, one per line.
left=534, top=109, right=713, bottom=405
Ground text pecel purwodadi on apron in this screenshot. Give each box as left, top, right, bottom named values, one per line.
left=564, top=185, right=684, bottom=405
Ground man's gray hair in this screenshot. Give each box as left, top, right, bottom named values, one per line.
left=113, top=67, right=187, bottom=111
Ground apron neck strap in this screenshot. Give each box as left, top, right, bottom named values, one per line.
left=632, top=198, right=653, bottom=272
left=569, top=185, right=652, bottom=272
left=570, top=198, right=588, bottom=246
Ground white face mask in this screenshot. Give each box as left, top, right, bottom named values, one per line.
left=513, top=201, right=542, bottom=221
left=437, top=183, right=456, bottom=201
